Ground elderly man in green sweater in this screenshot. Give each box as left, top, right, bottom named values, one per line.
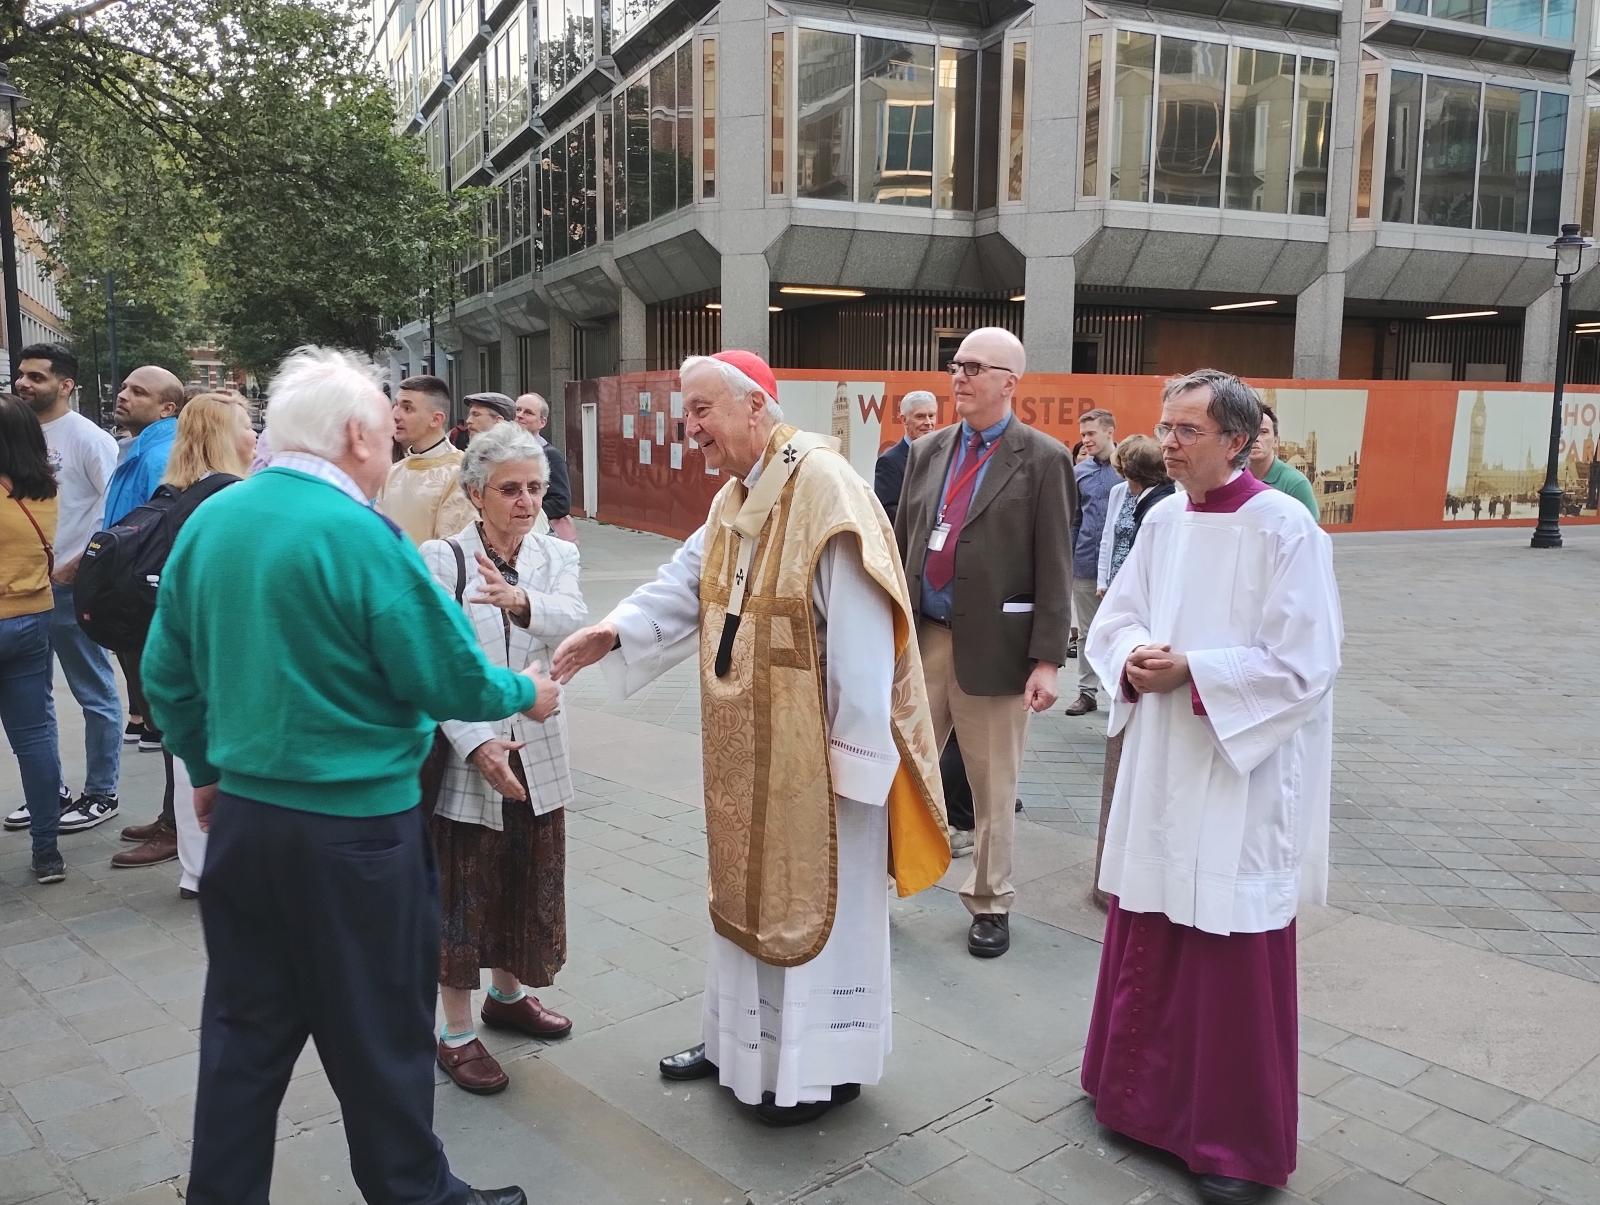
left=143, top=346, right=554, bottom=1205
left=1249, top=403, right=1319, bottom=520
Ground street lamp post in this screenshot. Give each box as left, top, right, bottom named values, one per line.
left=1532, top=223, right=1592, bottom=550
left=0, top=64, right=29, bottom=388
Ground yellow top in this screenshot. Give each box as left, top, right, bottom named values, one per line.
left=378, top=440, right=477, bottom=546
left=0, top=493, right=57, bottom=619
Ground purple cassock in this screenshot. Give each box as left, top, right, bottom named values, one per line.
left=1081, top=468, right=1300, bottom=1188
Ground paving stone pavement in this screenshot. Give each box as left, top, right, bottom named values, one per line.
left=0, top=520, right=1596, bottom=1204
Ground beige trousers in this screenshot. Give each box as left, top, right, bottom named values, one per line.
left=918, top=622, right=1030, bottom=916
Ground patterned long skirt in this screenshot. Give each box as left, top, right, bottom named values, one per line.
left=430, top=763, right=566, bottom=991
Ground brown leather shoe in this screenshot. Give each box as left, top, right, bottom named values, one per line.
left=110, top=829, right=178, bottom=868
left=481, top=993, right=573, bottom=1039
left=1062, top=693, right=1098, bottom=716
left=437, top=1038, right=509, bottom=1095
left=119, top=818, right=169, bottom=843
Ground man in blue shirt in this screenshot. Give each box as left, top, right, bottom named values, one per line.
left=1064, top=408, right=1121, bottom=716
left=101, top=365, right=186, bottom=873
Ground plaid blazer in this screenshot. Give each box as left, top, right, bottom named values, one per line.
left=420, top=522, right=587, bottom=828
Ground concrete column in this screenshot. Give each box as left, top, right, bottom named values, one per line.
left=546, top=312, right=575, bottom=445
left=721, top=254, right=771, bottom=358
left=618, top=286, right=648, bottom=373
left=1294, top=274, right=1346, bottom=380
left=498, top=330, right=519, bottom=394
left=1022, top=255, right=1075, bottom=374
left=1522, top=286, right=1561, bottom=383
left=714, top=0, right=770, bottom=358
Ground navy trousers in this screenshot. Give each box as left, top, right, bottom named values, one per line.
left=188, top=794, right=465, bottom=1205
left=942, top=736, right=975, bottom=832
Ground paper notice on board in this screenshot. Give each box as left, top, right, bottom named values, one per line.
left=655, top=410, right=666, bottom=444
left=622, top=414, right=634, bottom=439
left=670, top=392, right=683, bottom=419
left=705, top=462, right=719, bottom=476
left=638, top=440, right=651, bottom=465
left=687, top=436, right=698, bottom=450
left=670, top=443, right=683, bottom=470
left=639, top=392, right=652, bottom=413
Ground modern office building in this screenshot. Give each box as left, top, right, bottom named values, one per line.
left=0, top=209, right=69, bottom=387
left=363, top=0, right=1600, bottom=426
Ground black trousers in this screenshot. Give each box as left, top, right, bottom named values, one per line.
left=188, top=794, right=465, bottom=1205
left=117, top=646, right=175, bottom=827
left=942, top=736, right=975, bottom=832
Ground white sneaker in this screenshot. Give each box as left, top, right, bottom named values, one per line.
left=58, top=794, right=120, bottom=834
left=5, top=785, right=69, bottom=832
left=949, top=830, right=974, bottom=858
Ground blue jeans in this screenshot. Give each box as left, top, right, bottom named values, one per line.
left=0, top=611, right=62, bottom=856
left=49, top=585, right=122, bottom=796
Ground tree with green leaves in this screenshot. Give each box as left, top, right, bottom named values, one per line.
left=5, top=0, right=479, bottom=379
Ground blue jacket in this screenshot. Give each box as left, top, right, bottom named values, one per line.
left=1072, top=455, right=1122, bottom=579
left=103, top=417, right=178, bottom=527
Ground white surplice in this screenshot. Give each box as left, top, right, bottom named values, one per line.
left=1085, top=487, right=1343, bottom=936
left=602, top=471, right=901, bottom=1107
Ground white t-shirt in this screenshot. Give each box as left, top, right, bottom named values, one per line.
left=41, top=408, right=119, bottom=565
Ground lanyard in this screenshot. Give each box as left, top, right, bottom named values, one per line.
left=938, top=436, right=1000, bottom=523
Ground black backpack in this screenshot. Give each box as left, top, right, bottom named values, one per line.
left=74, top=474, right=240, bottom=653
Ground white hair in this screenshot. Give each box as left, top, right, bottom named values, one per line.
left=681, top=355, right=784, bottom=421
left=265, top=346, right=389, bottom=459
left=460, top=422, right=548, bottom=497
left=900, top=390, right=937, bottom=418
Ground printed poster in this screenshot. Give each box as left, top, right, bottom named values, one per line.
left=638, top=439, right=651, bottom=465
left=1445, top=390, right=1600, bottom=520
left=622, top=414, right=634, bottom=439
left=670, top=443, right=683, bottom=470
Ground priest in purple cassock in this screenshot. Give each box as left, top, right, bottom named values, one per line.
left=1082, top=368, right=1343, bottom=1205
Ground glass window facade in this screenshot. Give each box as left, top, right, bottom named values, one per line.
left=487, top=10, right=530, bottom=150
left=540, top=0, right=597, bottom=106
left=782, top=26, right=987, bottom=211
left=1101, top=28, right=1332, bottom=216
left=702, top=38, right=717, bottom=200
left=447, top=0, right=479, bottom=69
left=539, top=113, right=600, bottom=265
left=611, top=40, right=700, bottom=235
left=423, top=112, right=447, bottom=193
left=463, top=161, right=537, bottom=298
left=860, top=38, right=936, bottom=207
left=937, top=46, right=977, bottom=210
left=1383, top=69, right=1567, bottom=235
left=1082, top=34, right=1102, bottom=198
left=1391, top=0, right=1573, bottom=41
left=797, top=29, right=855, bottom=201
left=1007, top=41, right=1028, bottom=202
left=417, top=0, right=442, bottom=98
left=449, top=68, right=485, bottom=184
left=610, top=0, right=669, bottom=49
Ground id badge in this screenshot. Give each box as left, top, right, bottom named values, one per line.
left=928, top=523, right=950, bottom=553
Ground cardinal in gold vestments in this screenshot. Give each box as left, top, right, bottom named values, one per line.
left=554, top=350, right=948, bottom=1126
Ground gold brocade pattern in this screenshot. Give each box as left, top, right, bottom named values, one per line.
left=698, top=426, right=948, bottom=967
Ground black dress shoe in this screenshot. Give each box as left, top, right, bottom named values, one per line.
left=968, top=914, right=1010, bottom=958
left=1198, top=1175, right=1265, bottom=1204
left=659, top=1043, right=718, bottom=1081
left=754, top=1082, right=860, bottom=1127
left=466, top=1188, right=528, bottom=1205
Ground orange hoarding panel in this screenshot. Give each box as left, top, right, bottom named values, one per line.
left=564, top=372, right=1600, bottom=542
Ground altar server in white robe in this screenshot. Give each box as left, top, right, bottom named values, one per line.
left=554, top=351, right=947, bottom=1127
left=1081, top=368, right=1342, bottom=1205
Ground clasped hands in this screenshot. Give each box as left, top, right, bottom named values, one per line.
left=1124, top=643, right=1190, bottom=696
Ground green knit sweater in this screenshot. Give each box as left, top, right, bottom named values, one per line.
left=143, top=467, right=536, bottom=816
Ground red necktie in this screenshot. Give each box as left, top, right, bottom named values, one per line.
left=924, top=432, right=986, bottom=592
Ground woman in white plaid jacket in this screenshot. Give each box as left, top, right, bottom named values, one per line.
left=419, top=422, right=588, bottom=1096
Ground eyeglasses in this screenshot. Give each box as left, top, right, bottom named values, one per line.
left=1154, top=422, right=1224, bottom=447
left=946, top=360, right=1017, bottom=378
left=490, top=481, right=547, bottom=499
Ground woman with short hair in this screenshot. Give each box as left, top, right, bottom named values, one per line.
left=0, top=391, right=66, bottom=884
left=1091, top=434, right=1174, bottom=911
left=420, top=422, right=587, bottom=1095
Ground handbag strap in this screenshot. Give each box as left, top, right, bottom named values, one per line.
left=10, top=495, right=54, bottom=577
left=447, top=537, right=466, bottom=605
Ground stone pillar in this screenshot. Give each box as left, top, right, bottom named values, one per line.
left=546, top=312, right=575, bottom=447
left=1022, top=254, right=1075, bottom=374
left=721, top=255, right=771, bottom=358
left=1521, top=286, right=1561, bottom=383
left=715, top=0, right=770, bottom=359
left=618, top=285, right=648, bottom=373
left=1294, top=274, right=1346, bottom=380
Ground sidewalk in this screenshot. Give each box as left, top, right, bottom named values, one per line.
left=0, top=521, right=1596, bottom=1204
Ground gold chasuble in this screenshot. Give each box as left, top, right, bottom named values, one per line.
left=698, top=425, right=948, bottom=967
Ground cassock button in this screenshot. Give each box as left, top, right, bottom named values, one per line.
left=1124, top=1087, right=1135, bottom=1097
left=1133, top=966, right=1143, bottom=975
left=1130, top=1027, right=1140, bottom=1036
left=1136, top=946, right=1146, bottom=955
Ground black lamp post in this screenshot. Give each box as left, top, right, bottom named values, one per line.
left=0, top=64, right=28, bottom=388
left=1532, top=223, right=1592, bottom=549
